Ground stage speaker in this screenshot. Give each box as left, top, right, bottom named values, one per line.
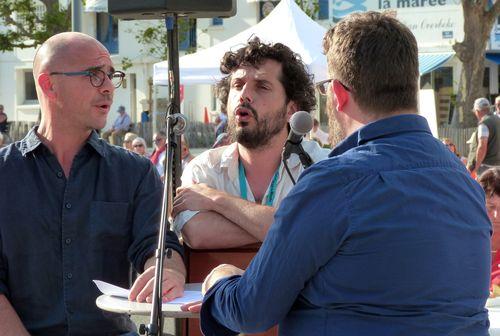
left=108, top=0, right=237, bottom=20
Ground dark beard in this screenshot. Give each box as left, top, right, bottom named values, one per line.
left=228, top=103, right=288, bottom=149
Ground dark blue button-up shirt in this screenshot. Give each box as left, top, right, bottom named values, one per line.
left=201, top=114, right=491, bottom=336
left=0, top=128, right=183, bottom=335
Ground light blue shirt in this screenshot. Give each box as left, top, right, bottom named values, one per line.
left=113, top=113, right=131, bottom=131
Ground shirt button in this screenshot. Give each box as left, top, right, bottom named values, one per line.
left=57, top=171, right=63, bottom=178
left=65, top=238, right=72, bottom=245
left=67, top=273, right=73, bottom=279
left=65, top=203, right=72, bottom=209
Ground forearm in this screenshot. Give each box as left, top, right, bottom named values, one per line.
left=0, top=295, right=30, bottom=336
left=182, top=211, right=258, bottom=249
left=212, top=194, right=275, bottom=241
left=144, top=250, right=186, bottom=278
left=475, top=143, right=487, bottom=169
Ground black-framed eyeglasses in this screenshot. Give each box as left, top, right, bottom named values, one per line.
left=315, top=78, right=351, bottom=96
left=49, top=67, right=125, bottom=88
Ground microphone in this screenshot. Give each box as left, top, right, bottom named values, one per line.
left=282, top=111, right=314, bottom=179
left=287, top=111, right=313, bottom=145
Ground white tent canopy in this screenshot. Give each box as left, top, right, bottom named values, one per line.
left=153, top=0, right=327, bottom=86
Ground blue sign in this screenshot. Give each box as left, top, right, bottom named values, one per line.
left=332, top=0, right=367, bottom=20
left=442, top=31, right=453, bottom=39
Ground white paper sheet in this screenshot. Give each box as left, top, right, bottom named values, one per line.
left=93, top=280, right=203, bottom=305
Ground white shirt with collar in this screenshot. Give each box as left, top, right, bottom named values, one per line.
left=173, top=140, right=330, bottom=235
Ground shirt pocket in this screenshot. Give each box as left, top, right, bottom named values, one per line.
left=88, top=201, right=131, bottom=282
left=89, top=201, right=131, bottom=252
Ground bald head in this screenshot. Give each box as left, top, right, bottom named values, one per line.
left=33, top=32, right=109, bottom=77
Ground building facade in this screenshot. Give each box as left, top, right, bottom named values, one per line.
left=1, top=0, right=499, bottom=128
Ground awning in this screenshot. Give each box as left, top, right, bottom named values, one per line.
left=419, top=52, right=454, bottom=75
left=486, top=53, right=500, bottom=64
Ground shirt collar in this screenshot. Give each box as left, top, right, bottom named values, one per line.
left=329, top=114, right=431, bottom=157
left=19, top=126, right=106, bottom=157
left=220, top=142, right=240, bottom=182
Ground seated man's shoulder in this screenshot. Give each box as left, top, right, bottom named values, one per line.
left=188, top=145, right=231, bottom=171
left=302, top=139, right=330, bottom=161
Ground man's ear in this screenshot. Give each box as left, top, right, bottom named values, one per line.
left=285, top=100, right=298, bottom=122
left=332, top=80, right=349, bottom=113
left=37, top=73, right=57, bottom=100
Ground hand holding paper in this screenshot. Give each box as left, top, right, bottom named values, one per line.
left=93, top=280, right=202, bottom=305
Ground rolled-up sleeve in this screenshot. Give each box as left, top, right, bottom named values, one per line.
left=172, top=158, right=209, bottom=235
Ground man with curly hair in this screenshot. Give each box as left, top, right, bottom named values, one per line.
left=172, top=38, right=328, bottom=249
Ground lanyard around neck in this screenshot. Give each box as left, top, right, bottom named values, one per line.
left=239, top=159, right=279, bottom=206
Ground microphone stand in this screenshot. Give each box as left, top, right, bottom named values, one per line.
left=139, top=14, right=185, bottom=336
left=281, top=139, right=314, bottom=185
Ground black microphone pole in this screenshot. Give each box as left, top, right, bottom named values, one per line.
left=139, top=14, right=184, bottom=336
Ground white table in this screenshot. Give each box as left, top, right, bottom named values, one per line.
left=96, top=283, right=201, bottom=335
left=487, top=298, right=500, bottom=335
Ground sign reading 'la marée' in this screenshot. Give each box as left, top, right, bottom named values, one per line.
left=379, top=0, right=446, bottom=9
left=331, top=0, right=457, bottom=20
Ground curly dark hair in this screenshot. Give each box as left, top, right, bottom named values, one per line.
left=479, top=167, right=500, bottom=198
left=215, top=37, right=316, bottom=112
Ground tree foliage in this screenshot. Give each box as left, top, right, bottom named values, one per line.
left=453, top=0, right=500, bottom=126
left=0, top=0, right=70, bottom=52
left=295, top=0, right=319, bottom=19
left=127, top=18, right=194, bottom=62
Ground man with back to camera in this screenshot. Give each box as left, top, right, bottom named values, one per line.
left=182, top=12, right=491, bottom=336
left=468, top=97, right=500, bottom=177
left=0, top=32, right=186, bottom=335
left=171, top=38, right=329, bottom=249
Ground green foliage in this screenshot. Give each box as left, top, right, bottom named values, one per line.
left=295, top=0, right=319, bottom=19
left=121, top=56, right=133, bottom=71
left=129, top=18, right=194, bottom=62
left=0, top=0, right=71, bottom=52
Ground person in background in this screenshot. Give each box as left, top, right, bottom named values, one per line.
left=442, top=137, right=467, bottom=165
left=122, top=132, right=138, bottom=151
left=468, top=97, right=500, bottom=177
left=132, top=137, right=148, bottom=157
left=495, top=95, right=500, bottom=117
left=212, top=132, right=231, bottom=149
left=478, top=168, right=500, bottom=294
left=441, top=137, right=460, bottom=157
left=310, top=118, right=330, bottom=147
left=181, top=135, right=195, bottom=170
left=101, top=105, right=131, bottom=145
left=0, top=32, right=185, bottom=336
left=150, top=131, right=167, bottom=178
left=0, top=104, right=8, bottom=135
left=215, top=110, right=228, bottom=138
left=141, top=110, right=150, bottom=123
left=0, top=132, right=4, bottom=148
left=191, top=12, right=490, bottom=336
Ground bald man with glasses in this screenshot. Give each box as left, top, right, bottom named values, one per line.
left=0, top=32, right=186, bottom=336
